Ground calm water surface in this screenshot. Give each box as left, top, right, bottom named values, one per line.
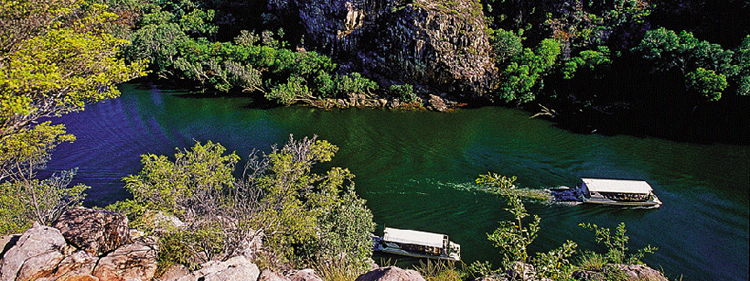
left=46, top=83, right=749, bottom=281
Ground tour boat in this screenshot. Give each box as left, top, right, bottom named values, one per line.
left=550, top=178, right=662, bottom=208
left=372, top=227, right=461, bottom=261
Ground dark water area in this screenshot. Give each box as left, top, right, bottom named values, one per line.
left=45, top=83, right=749, bottom=281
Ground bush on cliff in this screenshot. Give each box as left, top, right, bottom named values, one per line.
left=108, top=136, right=375, bottom=273
left=0, top=170, right=89, bottom=235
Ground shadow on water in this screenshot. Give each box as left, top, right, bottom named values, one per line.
left=537, top=95, right=750, bottom=146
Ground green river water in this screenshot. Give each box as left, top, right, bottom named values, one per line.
left=45, top=83, right=749, bottom=280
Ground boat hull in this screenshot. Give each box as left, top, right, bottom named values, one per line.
left=377, top=247, right=460, bottom=261
left=583, top=196, right=662, bottom=208
left=372, top=234, right=461, bottom=261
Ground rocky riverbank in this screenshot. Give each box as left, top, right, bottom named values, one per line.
left=0, top=207, right=670, bottom=281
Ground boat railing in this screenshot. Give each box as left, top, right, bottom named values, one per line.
left=599, top=192, right=649, bottom=202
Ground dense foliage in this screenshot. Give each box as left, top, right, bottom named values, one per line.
left=480, top=0, right=748, bottom=142
left=122, top=0, right=378, bottom=104
left=108, top=136, right=375, bottom=273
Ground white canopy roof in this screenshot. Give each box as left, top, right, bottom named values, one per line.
left=383, top=227, right=446, bottom=248
left=582, top=178, right=654, bottom=194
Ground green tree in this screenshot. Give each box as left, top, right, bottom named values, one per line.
left=635, top=28, right=737, bottom=76
left=123, top=0, right=380, bottom=105
left=239, top=135, right=376, bottom=268
left=490, top=29, right=524, bottom=64
left=389, top=84, right=417, bottom=103
left=1, top=0, right=146, bottom=179
left=115, top=141, right=240, bottom=222
left=311, top=188, right=375, bottom=271
left=497, top=39, right=561, bottom=103
left=732, top=35, right=750, bottom=96
left=686, top=67, right=728, bottom=101
left=634, top=28, right=740, bottom=101
left=562, top=46, right=612, bottom=79
left=0, top=170, right=88, bottom=235
left=545, top=0, right=652, bottom=50
left=0, top=0, right=145, bottom=234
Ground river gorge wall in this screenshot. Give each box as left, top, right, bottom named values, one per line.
left=268, top=0, right=497, bottom=98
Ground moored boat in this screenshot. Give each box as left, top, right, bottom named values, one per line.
left=372, top=227, right=461, bottom=261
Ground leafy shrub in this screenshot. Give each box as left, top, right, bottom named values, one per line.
left=112, top=136, right=375, bottom=272
left=312, top=257, right=365, bottom=281
left=490, top=29, right=523, bottom=64
left=123, top=0, right=381, bottom=105
left=113, top=141, right=239, bottom=225
left=0, top=170, right=88, bottom=235
left=580, top=222, right=658, bottom=265
left=496, top=39, right=561, bottom=103
left=686, top=67, right=727, bottom=101
left=389, top=84, right=417, bottom=103
left=157, top=226, right=225, bottom=272
left=336, top=73, right=379, bottom=97
left=473, top=172, right=577, bottom=279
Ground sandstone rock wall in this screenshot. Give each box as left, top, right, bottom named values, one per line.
left=362, top=0, right=496, bottom=96
left=269, top=0, right=497, bottom=97
left=268, top=0, right=404, bottom=55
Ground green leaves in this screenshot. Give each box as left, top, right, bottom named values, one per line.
left=532, top=240, right=578, bottom=279
left=0, top=169, right=89, bottom=235
left=487, top=214, right=541, bottom=266
left=120, top=141, right=239, bottom=219
left=733, top=36, right=750, bottom=96
left=497, top=39, right=561, bottom=103
left=475, top=172, right=516, bottom=189
left=124, top=0, right=380, bottom=105
left=490, top=29, right=523, bottom=64
left=634, top=28, right=742, bottom=101
left=0, top=0, right=145, bottom=207
left=313, top=189, right=375, bottom=270
left=686, top=68, right=728, bottom=101
left=115, top=136, right=374, bottom=270
left=580, top=222, right=657, bottom=265
left=0, top=122, right=74, bottom=181
left=476, top=172, right=578, bottom=279
left=563, top=46, right=612, bottom=79
left=389, top=84, right=417, bottom=103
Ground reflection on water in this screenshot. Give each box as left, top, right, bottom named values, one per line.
left=45, top=83, right=749, bottom=281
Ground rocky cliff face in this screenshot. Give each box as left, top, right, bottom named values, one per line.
left=268, top=0, right=496, bottom=97
left=268, top=0, right=403, bottom=55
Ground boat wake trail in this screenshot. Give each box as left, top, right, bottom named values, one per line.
left=425, top=179, right=554, bottom=203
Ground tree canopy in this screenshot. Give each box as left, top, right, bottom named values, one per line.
left=0, top=0, right=146, bottom=182
left=0, top=0, right=145, bottom=234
